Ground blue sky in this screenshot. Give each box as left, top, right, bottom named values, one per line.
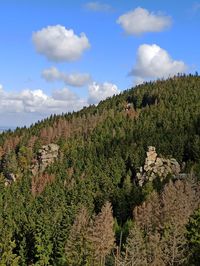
left=0, top=0, right=200, bottom=127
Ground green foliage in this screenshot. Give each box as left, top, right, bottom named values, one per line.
left=1, top=151, right=18, bottom=175
left=17, top=146, right=33, bottom=172
left=0, top=75, right=200, bottom=264
left=0, top=233, right=20, bottom=266
left=187, top=208, right=200, bottom=264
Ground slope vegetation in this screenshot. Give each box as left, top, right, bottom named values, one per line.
left=0, top=74, right=200, bottom=265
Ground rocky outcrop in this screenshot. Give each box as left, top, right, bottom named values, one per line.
left=136, top=146, right=181, bottom=186
left=31, top=143, right=59, bottom=175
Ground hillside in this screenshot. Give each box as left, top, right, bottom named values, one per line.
left=1, top=74, right=200, bottom=265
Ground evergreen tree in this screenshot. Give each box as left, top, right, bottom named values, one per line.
left=65, top=206, right=91, bottom=266
left=88, top=202, right=115, bottom=266
left=187, top=208, right=200, bottom=264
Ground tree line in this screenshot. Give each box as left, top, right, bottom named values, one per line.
left=0, top=74, right=200, bottom=265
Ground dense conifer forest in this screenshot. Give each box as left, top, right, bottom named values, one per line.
left=1, top=74, right=200, bottom=265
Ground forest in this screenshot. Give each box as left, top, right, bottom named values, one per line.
left=0, top=74, right=200, bottom=265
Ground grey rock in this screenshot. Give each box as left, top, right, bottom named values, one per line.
left=155, top=157, right=163, bottom=167
left=136, top=146, right=181, bottom=186
left=148, top=146, right=156, bottom=152
left=32, top=143, right=59, bottom=175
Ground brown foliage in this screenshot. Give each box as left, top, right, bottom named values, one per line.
left=122, top=225, right=148, bottom=266
left=38, top=111, right=108, bottom=145
left=27, top=135, right=37, bottom=149
left=128, top=179, right=200, bottom=265
left=65, top=202, right=115, bottom=266
left=3, top=136, right=20, bottom=153
left=31, top=173, right=55, bottom=196
left=65, top=207, right=90, bottom=266
left=87, top=202, right=115, bottom=266
left=0, top=146, right=4, bottom=159
left=134, top=191, right=161, bottom=234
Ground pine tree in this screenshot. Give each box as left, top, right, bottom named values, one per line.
left=0, top=233, right=20, bottom=266
left=160, top=180, right=197, bottom=266
left=65, top=206, right=91, bottom=266
left=88, top=202, right=115, bottom=266
left=34, top=216, right=53, bottom=266
left=123, top=224, right=147, bottom=266
left=187, top=208, right=200, bottom=264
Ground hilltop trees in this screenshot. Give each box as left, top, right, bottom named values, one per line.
left=0, top=75, right=200, bottom=264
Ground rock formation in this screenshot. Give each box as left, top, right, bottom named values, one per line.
left=136, top=146, right=181, bottom=186
left=31, top=143, right=59, bottom=175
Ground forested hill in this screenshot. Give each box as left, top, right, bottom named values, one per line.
left=1, top=74, right=200, bottom=265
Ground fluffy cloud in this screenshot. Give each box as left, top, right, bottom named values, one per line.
left=0, top=82, right=120, bottom=115
left=0, top=86, right=87, bottom=115
left=130, top=44, right=187, bottom=80
left=32, top=25, right=90, bottom=62
left=0, top=81, right=120, bottom=126
left=0, top=84, right=3, bottom=94
left=42, top=67, right=91, bottom=87
left=52, top=88, right=78, bottom=101
left=88, top=82, right=120, bottom=104
left=85, top=2, right=112, bottom=12
left=117, top=7, right=171, bottom=35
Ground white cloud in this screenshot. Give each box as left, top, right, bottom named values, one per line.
left=117, top=7, right=172, bottom=35
left=0, top=81, right=120, bottom=127
left=85, top=2, right=112, bottom=12
left=88, top=82, right=120, bottom=104
left=0, top=83, right=120, bottom=111
left=52, top=88, right=78, bottom=101
left=32, top=25, right=90, bottom=62
left=130, top=44, right=187, bottom=80
left=0, top=84, right=3, bottom=94
left=42, top=67, right=91, bottom=87
left=42, top=67, right=60, bottom=81
left=0, top=86, right=87, bottom=116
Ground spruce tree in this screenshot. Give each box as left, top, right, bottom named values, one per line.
left=87, top=202, right=115, bottom=266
